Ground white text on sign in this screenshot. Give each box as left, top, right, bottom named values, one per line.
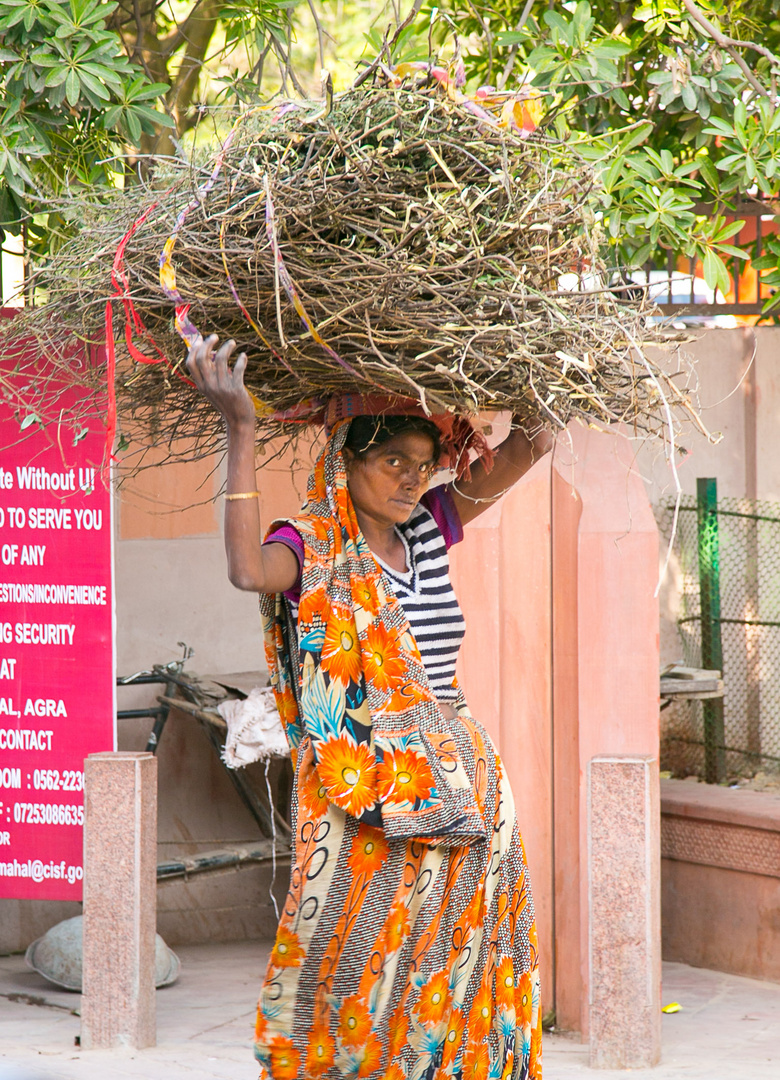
left=1, top=545, right=45, bottom=565
left=0, top=624, right=76, bottom=645
left=0, top=507, right=103, bottom=530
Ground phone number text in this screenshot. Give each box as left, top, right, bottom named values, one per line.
left=12, top=802, right=84, bottom=826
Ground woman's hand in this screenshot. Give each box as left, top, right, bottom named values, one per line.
left=186, top=334, right=255, bottom=430
left=186, top=333, right=298, bottom=595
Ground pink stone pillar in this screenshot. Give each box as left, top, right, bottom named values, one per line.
left=588, top=755, right=661, bottom=1068
left=560, top=424, right=661, bottom=1041
left=451, top=422, right=661, bottom=1042
left=81, top=751, right=157, bottom=1049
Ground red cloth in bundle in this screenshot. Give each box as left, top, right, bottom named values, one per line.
left=317, top=393, right=495, bottom=480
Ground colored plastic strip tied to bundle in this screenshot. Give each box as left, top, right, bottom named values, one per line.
left=158, top=115, right=275, bottom=416
left=158, top=113, right=248, bottom=350
left=158, top=109, right=324, bottom=421
left=104, top=193, right=196, bottom=465
left=387, top=61, right=543, bottom=135
left=263, top=174, right=363, bottom=383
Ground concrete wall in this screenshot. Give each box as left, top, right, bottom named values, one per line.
left=661, top=778, right=780, bottom=983
left=639, top=326, right=780, bottom=505
left=636, top=327, right=780, bottom=668
left=115, top=446, right=272, bottom=677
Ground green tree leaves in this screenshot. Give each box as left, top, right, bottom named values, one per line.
left=527, top=2, right=631, bottom=104
left=704, top=101, right=780, bottom=194
left=1, top=0, right=308, bottom=260
left=0, top=0, right=171, bottom=236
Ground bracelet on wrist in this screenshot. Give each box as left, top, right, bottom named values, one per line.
left=224, top=490, right=261, bottom=501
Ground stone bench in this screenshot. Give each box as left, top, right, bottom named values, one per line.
left=661, top=777, right=780, bottom=983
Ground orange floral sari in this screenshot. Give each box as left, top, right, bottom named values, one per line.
left=257, top=423, right=541, bottom=1080
left=261, top=420, right=486, bottom=845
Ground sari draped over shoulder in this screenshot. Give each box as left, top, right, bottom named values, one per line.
left=256, top=423, right=542, bottom=1080
left=261, top=421, right=486, bottom=846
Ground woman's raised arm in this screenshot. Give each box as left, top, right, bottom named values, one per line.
left=186, top=335, right=299, bottom=594
left=449, top=422, right=554, bottom=526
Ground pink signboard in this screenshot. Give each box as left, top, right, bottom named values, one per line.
left=0, top=315, right=115, bottom=900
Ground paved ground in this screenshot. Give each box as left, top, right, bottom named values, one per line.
left=1, top=942, right=779, bottom=1078
left=546, top=961, right=780, bottom=1078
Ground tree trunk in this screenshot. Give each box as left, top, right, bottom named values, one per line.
left=128, top=0, right=221, bottom=161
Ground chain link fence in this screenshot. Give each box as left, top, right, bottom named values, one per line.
left=657, top=485, right=780, bottom=782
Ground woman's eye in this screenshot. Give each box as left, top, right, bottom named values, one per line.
left=387, top=457, right=402, bottom=467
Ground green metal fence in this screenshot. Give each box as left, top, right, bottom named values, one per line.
left=657, top=480, right=780, bottom=782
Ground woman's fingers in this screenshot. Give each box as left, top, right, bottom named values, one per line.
left=213, top=339, right=237, bottom=381
left=187, top=336, right=245, bottom=385
left=186, top=334, right=219, bottom=385
left=233, top=351, right=248, bottom=384
left=186, top=335, right=252, bottom=424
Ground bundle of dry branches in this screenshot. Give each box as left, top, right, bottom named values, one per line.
left=3, top=84, right=700, bottom=464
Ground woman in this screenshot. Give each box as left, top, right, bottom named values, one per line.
left=187, top=335, right=550, bottom=1080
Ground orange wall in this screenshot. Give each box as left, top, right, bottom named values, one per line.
left=119, top=445, right=219, bottom=540
left=452, top=424, right=660, bottom=1034
left=450, top=466, right=555, bottom=1017
left=116, top=434, right=318, bottom=542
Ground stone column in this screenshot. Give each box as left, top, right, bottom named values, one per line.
left=452, top=425, right=661, bottom=1036
left=588, top=755, right=661, bottom=1068
left=81, top=751, right=157, bottom=1049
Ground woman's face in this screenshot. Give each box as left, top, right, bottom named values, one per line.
left=344, top=431, right=437, bottom=528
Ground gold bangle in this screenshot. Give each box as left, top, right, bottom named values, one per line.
left=224, top=490, right=261, bottom=501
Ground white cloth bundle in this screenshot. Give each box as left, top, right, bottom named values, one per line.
left=218, top=687, right=289, bottom=768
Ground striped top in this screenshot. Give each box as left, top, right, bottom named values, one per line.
left=265, top=488, right=466, bottom=700
left=376, top=500, right=466, bottom=700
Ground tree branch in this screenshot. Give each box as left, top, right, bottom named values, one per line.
left=352, top=0, right=425, bottom=89
left=498, top=0, right=536, bottom=91
left=128, top=0, right=158, bottom=83
left=142, top=0, right=219, bottom=156
left=464, top=0, right=493, bottom=83
left=157, top=0, right=210, bottom=62
left=271, top=18, right=306, bottom=99
left=391, top=0, right=425, bottom=50
left=307, top=0, right=326, bottom=74
left=682, top=0, right=778, bottom=99
left=252, top=41, right=272, bottom=88
left=286, top=15, right=307, bottom=97
left=683, top=0, right=780, bottom=69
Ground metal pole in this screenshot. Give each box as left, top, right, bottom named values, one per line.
left=696, top=478, right=726, bottom=783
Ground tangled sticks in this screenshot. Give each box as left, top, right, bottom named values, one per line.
left=10, top=84, right=700, bottom=462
